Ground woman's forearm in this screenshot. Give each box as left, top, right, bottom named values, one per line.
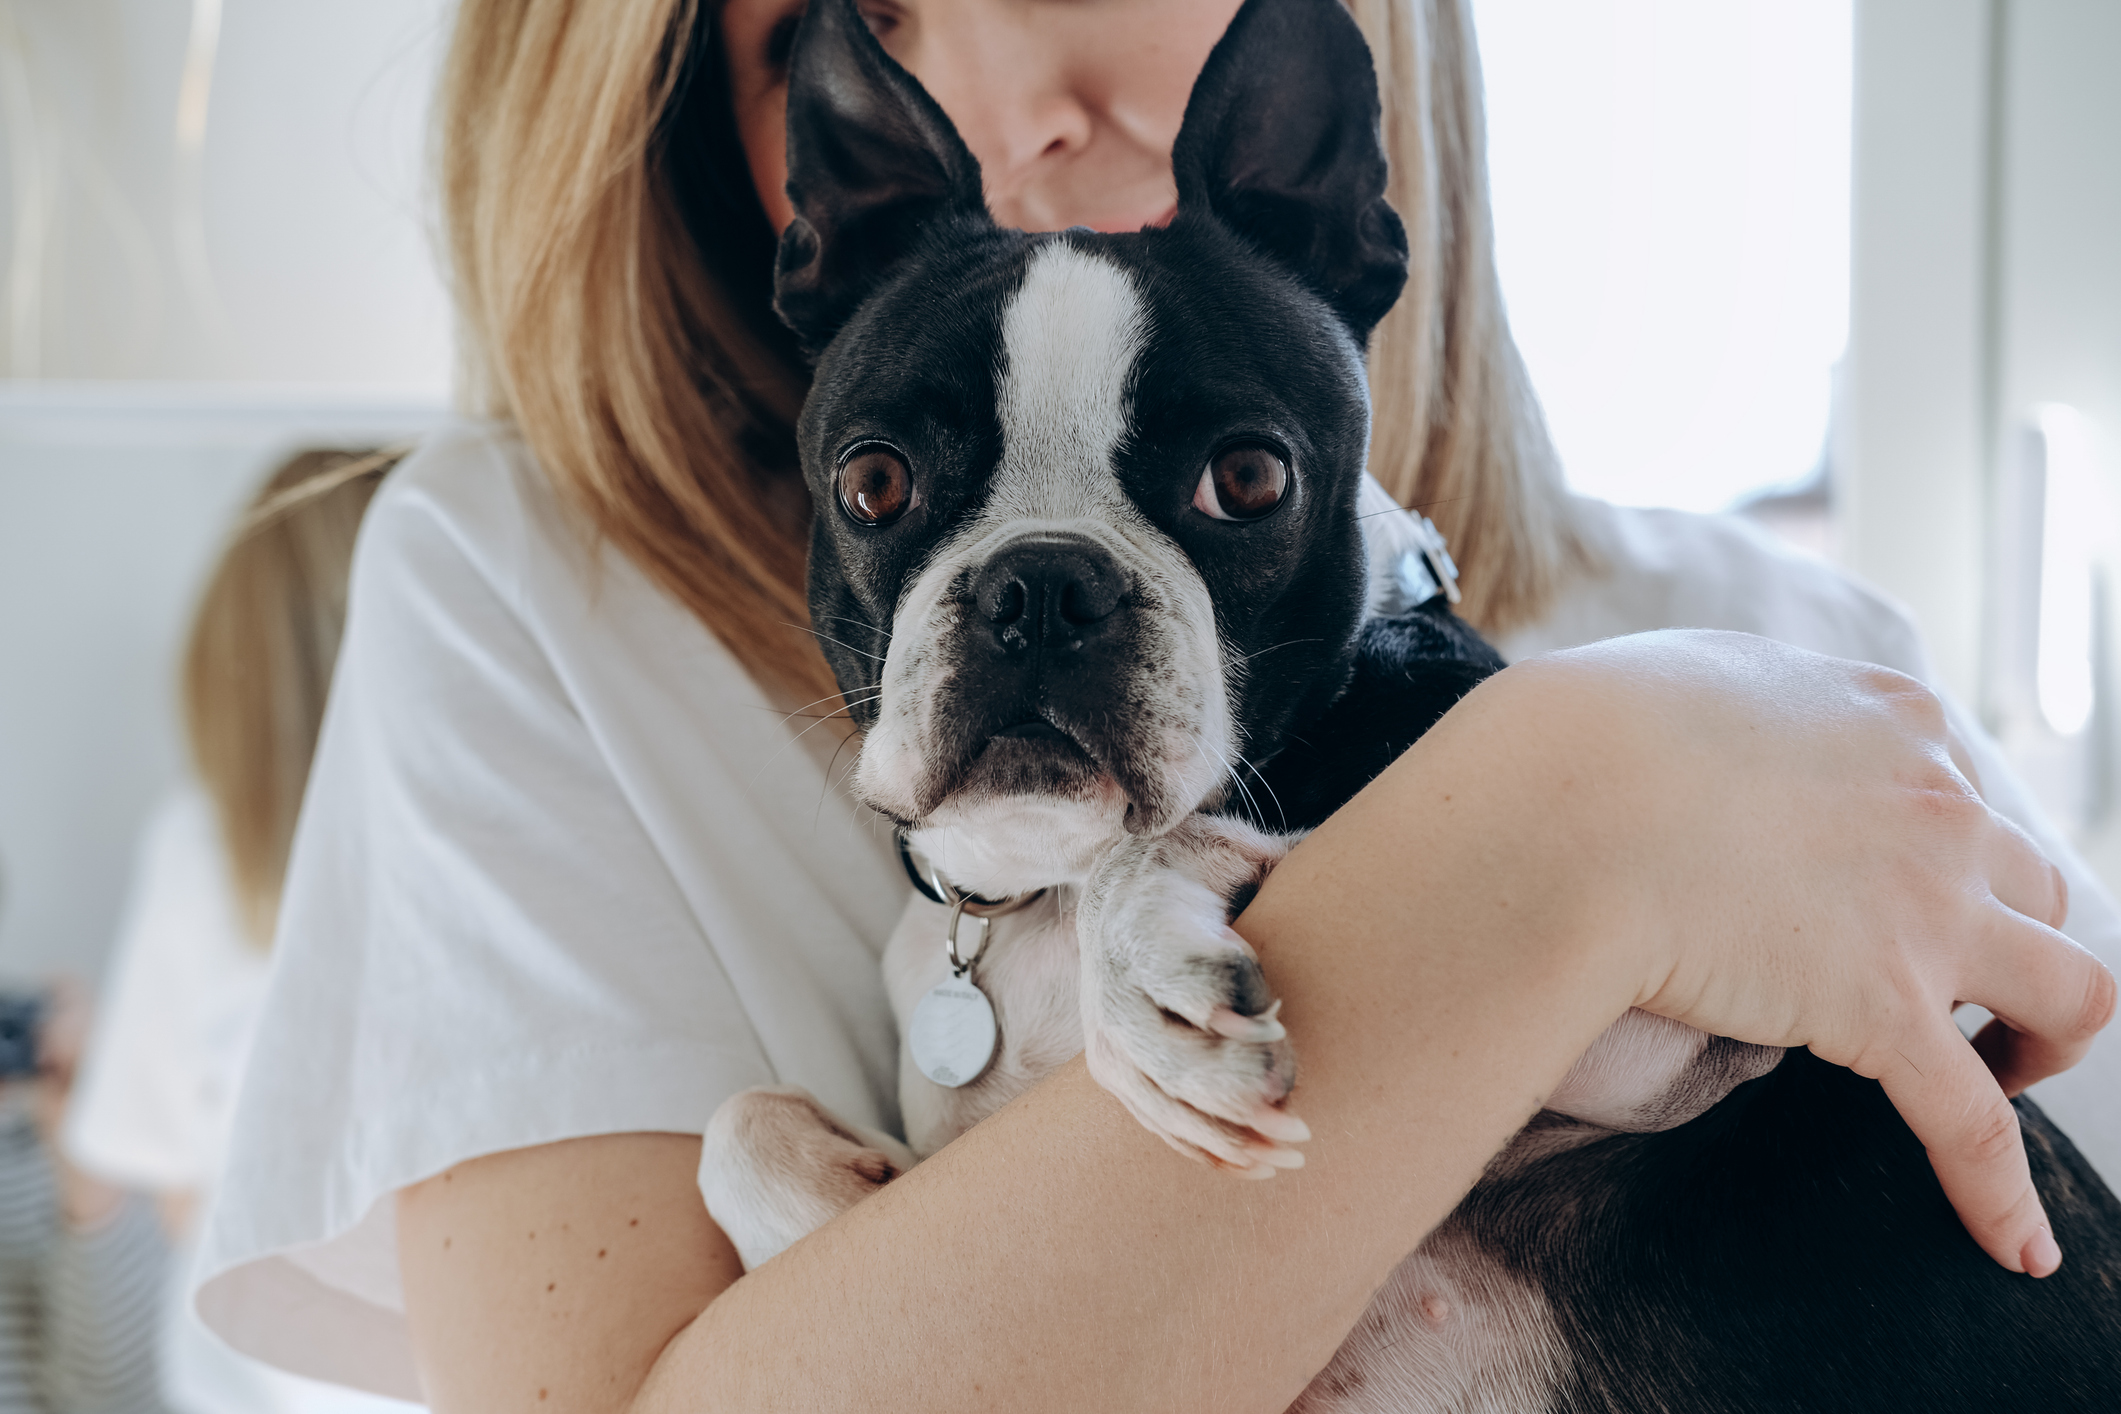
left=402, top=668, right=1639, bottom=1414
left=655, top=676, right=1640, bottom=1411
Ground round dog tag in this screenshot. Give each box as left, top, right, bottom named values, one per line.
left=908, top=975, right=998, bottom=1088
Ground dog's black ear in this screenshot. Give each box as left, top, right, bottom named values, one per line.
left=1171, top=0, right=1409, bottom=341
left=774, top=0, right=989, bottom=352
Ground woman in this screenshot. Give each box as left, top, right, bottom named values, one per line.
left=64, top=450, right=416, bottom=1414
left=196, top=2, right=2115, bottom=1410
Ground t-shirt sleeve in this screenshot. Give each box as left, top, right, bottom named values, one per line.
left=191, top=430, right=905, bottom=1399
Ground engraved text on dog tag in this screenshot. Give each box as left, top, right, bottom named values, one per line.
left=908, top=975, right=998, bottom=1088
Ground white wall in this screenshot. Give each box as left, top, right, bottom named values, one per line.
left=1837, top=0, right=2121, bottom=878
left=0, top=0, right=453, bottom=388
left=1989, top=0, right=2121, bottom=884
left=0, top=0, right=456, bottom=981
left=0, top=389, right=447, bottom=985
left=1476, top=0, right=1852, bottom=514
left=1837, top=0, right=1992, bottom=706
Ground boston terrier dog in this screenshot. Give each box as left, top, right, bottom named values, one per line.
left=698, top=0, right=2121, bottom=1405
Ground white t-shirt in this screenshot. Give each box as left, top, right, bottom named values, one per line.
left=195, top=422, right=2121, bottom=1399
left=66, top=791, right=424, bottom=1414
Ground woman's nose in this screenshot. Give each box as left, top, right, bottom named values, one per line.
left=894, top=16, right=1089, bottom=221
left=887, top=3, right=1178, bottom=233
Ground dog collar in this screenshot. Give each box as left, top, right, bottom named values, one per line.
left=1385, top=513, right=1462, bottom=609
left=1406, top=514, right=1462, bottom=605
left=898, top=834, right=1046, bottom=1090
left=897, top=834, right=1047, bottom=919
left=1359, top=476, right=1462, bottom=615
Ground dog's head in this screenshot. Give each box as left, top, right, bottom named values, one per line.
left=779, top=0, right=1407, bottom=895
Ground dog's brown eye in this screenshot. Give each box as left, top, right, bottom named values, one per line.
left=838, top=444, right=913, bottom=526
left=1194, top=442, right=1289, bottom=521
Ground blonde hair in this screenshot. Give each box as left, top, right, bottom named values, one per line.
left=182, top=449, right=397, bottom=945
left=439, top=0, right=1586, bottom=704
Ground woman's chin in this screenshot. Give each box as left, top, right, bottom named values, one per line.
left=1086, top=203, right=1178, bottom=233
left=1010, top=200, right=1179, bottom=235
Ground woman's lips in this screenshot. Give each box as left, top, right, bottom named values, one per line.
left=1073, top=203, right=1178, bottom=234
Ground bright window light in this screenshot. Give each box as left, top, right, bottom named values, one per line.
left=1473, top=0, right=1852, bottom=512
left=2035, top=404, right=2100, bottom=738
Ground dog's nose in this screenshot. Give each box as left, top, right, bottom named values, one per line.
left=973, top=537, right=1126, bottom=651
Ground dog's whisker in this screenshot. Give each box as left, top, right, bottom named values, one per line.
left=810, top=730, right=856, bottom=833
left=1219, top=743, right=1282, bottom=832
left=1203, top=738, right=1266, bottom=827
left=781, top=619, right=889, bottom=664
left=1234, top=750, right=1289, bottom=833
left=751, top=690, right=883, bottom=787
left=1231, top=637, right=1323, bottom=666
left=1354, top=494, right=1469, bottom=522
left=813, top=727, right=868, bottom=834
left=813, top=612, right=893, bottom=641
left=1193, top=737, right=1253, bottom=821
left=774, top=685, right=876, bottom=725
left=771, top=688, right=882, bottom=736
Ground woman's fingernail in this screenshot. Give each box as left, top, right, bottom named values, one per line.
left=2021, top=1224, right=2062, bottom=1278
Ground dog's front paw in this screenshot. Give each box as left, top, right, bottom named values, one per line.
left=1077, top=817, right=1307, bottom=1177
left=698, top=1087, right=917, bottom=1271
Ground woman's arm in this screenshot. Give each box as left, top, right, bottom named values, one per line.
left=398, top=632, right=2112, bottom=1414
left=403, top=813, right=1627, bottom=1412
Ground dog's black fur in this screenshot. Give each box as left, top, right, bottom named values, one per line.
left=1469, top=1050, right=2121, bottom=1412
left=781, top=0, right=1427, bottom=817
left=761, top=0, right=2121, bottom=1404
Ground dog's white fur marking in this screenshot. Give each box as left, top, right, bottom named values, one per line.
left=698, top=1087, right=916, bottom=1271
left=1289, top=1220, right=1571, bottom=1413
left=853, top=242, right=1232, bottom=895
left=989, top=240, right=1150, bottom=520
left=883, top=893, right=1085, bottom=1158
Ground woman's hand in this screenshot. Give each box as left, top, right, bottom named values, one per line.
left=1391, top=631, right=2115, bottom=1276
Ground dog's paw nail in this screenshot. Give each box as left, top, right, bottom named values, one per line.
left=1207, top=1004, right=1285, bottom=1043
left=1252, top=1145, right=1304, bottom=1171
left=1250, top=1105, right=1310, bottom=1146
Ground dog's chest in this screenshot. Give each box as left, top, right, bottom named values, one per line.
left=884, top=892, right=1084, bottom=1158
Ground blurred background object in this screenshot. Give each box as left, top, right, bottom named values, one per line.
left=0, top=0, right=450, bottom=386
left=1, top=0, right=452, bottom=989
left=54, top=449, right=417, bottom=1414
left=0, top=391, right=446, bottom=989
left=1475, top=0, right=1851, bottom=519
left=0, top=962, right=168, bottom=1414
left=1832, top=0, right=2120, bottom=885
left=1474, top=0, right=2120, bottom=890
